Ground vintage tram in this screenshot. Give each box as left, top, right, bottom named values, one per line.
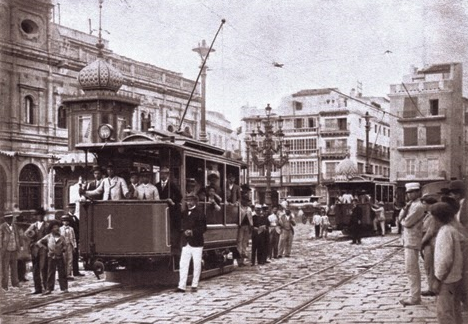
left=327, top=176, right=395, bottom=235
left=75, top=132, right=245, bottom=284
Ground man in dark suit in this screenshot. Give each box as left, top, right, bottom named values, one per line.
left=127, top=170, right=140, bottom=199
left=349, top=199, right=363, bottom=244
left=156, top=167, right=183, bottom=252
left=67, top=204, right=84, bottom=277
left=175, top=193, right=207, bottom=293
left=226, top=174, right=241, bottom=205
left=86, top=165, right=104, bottom=199
left=24, top=207, right=49, bottom=294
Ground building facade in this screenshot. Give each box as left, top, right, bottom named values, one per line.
left=389, top=63, right=466, bottom=199
left=241, top=88, right=391, bottom=205
left=0, top=0, right=236, bottom=212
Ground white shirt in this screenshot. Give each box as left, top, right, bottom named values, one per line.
left=36, top=221, right=44, bottom=230
left=455, top=198, right=465, bottom=223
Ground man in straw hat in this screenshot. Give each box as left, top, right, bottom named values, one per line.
left=398, top=182, right=427, bottom=306
left=0, top=210, right=23, bottom=291
left=175, top=193, right=206, bottom=293
left=24, top=207, right=49, bottom=294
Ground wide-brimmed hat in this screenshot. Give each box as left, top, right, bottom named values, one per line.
left=92, top=165, right=102, bottom=172
left=48, top=220, right=61, bottom=231
left=106, top=162, right=115, bottom=169
left=437, top=188, right=450, bottom=195
left=254, top=203, right=262, bottom=209
left=405, top=182, right=421, bottom=193
left=60, top=215, right=70, bottom=221
left=160, top=167, right=170, bottom=173
left=241, top=184, right=251, bottom=192
left=67, top=203, right=76, bottom=208
left=186, top=178, right=196, bottom=184
left=441, top=196, right=460, bottom=213
left=207, top=170, right=220, bottom=179
left=448, top=180, right=465, bottom=193
left=3, top=210, right=15, bottom=218
left=421, top=194, right=438, bottom=205
left=430, top=202, right=456, bottom=222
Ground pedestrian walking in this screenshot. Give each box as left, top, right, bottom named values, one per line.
left=398, top=182, right=427, bottom=306
left=371, top=201, right=386, bottom=236
left=16, top=214, right=30, bottom=283
left=0, top=211, right=23, bottom=291
left=349, top=199, right=363, bottom=244
left=268, top=206, right=280, bottom=260
left=431, top=202, right=467, bottom=324
left=60, top=215, right=77, bottom=280
left=24, top=207, right=49, bottom=294
left=175, top=194, right=207, bottom=293
left=236, top=185, right=253, bottom=267
left=297, top=207, right=304, bottom=223
left=36, top=220, right=68, bottom=294
left=320, top=209, right=330, bottom=239
left=278, top=209, right=296, bottom=257
left=312, top=210, right=322, bottom=239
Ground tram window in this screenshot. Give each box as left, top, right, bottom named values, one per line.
left=185, top=156, right=205, bottom=198
left=206, top=162, right=223, bottom=199
left=382, top=186, right=389, bottom=203
left=376, top=185, right=382, bottom=202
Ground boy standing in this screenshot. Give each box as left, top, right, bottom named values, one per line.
left=60, top=215, right=77, bottom=280
left=37, top=220, right=68, bottom=294
left=0, top=211, right=23, bottom=291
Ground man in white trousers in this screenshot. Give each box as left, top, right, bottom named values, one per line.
left=175, top=193, right=207, bottom=293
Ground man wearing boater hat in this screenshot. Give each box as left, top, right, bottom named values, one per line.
left=398, top=182, right=427, bottom=306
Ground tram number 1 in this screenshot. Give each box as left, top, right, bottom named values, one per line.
left=107, top=214, right=114, bottom=230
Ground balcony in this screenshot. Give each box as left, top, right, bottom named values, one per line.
left=396, top=171, right=447, bottom=181
left=283, top=127, right=318, bottom=134
left=320, top=123, right=350, bottom=137
left=357, top=146, right=390, bottom=161
left=397, top=108, right=446, bottom=122
left=390, top=80, right=453, bottom=94
left=397, top=140, right=446, bottom=151
left=321, top=146, right=350, bottom=159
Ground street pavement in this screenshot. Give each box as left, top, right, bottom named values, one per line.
left=1, top=223, right=466, bottom=324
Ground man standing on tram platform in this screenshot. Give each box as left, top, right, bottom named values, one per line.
left=156, top=167, right=183, bottom=253
left=349, top=199, right=363, bottom=244
left=236, top=184, right=253, bottom=266
left=83, top=163, right=130, bottom=200
left=398, top=182, right=427, bottom=306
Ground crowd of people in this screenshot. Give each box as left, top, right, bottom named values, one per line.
left=1, top=204, right=84, bottom=295
left=398, top=180, right=468, bottom=324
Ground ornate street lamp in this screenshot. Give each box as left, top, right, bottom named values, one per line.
left=247, top=104, right=290, bottom=206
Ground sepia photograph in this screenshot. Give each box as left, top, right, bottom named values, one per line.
left=0, top=0, right=468, bottom=323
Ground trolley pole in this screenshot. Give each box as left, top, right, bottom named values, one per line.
left=364, top=111, right=372, bottom=174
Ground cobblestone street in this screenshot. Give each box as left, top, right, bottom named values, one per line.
left=1, top=224, right=466, bottom=323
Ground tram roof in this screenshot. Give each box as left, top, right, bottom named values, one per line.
left=75, top=132, right=245, bottom=166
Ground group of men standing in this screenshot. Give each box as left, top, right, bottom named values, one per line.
left=398, top=180, right=468, bottom=324
left=236, top=186, right=296, bottom=267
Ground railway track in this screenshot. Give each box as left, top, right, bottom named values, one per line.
left=3, top=284, right=171, bottom=324
left=194, top=237, right=402, bottom=324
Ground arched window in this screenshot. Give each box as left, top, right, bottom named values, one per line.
left=19, top=164, right=42, bottom=210
left=57, top=106, right=67, bottom=128
left=25, top=96, right=34, bottom=124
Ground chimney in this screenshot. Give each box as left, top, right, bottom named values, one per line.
left=350, top=88, right=356, bottom=97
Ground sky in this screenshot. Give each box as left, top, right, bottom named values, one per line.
left=55, top=0, right=468, bottom=128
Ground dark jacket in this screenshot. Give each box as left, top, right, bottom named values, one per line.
left=0, top=223, right=23, bottom=252
left=226, top=184, right=241, bottom=204
left=68, top=212, right=80, bottom=244
left=156, top=181, right=182, bottom=204
left=180, top=206, right=207, bottom=247
left=349, top=205, right=363, bottom=225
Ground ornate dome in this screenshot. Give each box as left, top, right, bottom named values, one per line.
left=78, top=58, right=123, bottom=92
left=336, top=156, right=358, bottom=178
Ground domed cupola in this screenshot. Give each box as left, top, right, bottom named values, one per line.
left=336, top=155, right=358, bottom=180
left=78, top=58, right=123, bottom=92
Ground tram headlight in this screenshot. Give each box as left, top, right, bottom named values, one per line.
left=98, top=124, right=114, bottom=140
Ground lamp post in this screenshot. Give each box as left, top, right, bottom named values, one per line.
left=248, top=104, right=290, bottom=207
left=192, top=40, right=215, bottom=143
left=364, top=111, right=373, bottom=174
